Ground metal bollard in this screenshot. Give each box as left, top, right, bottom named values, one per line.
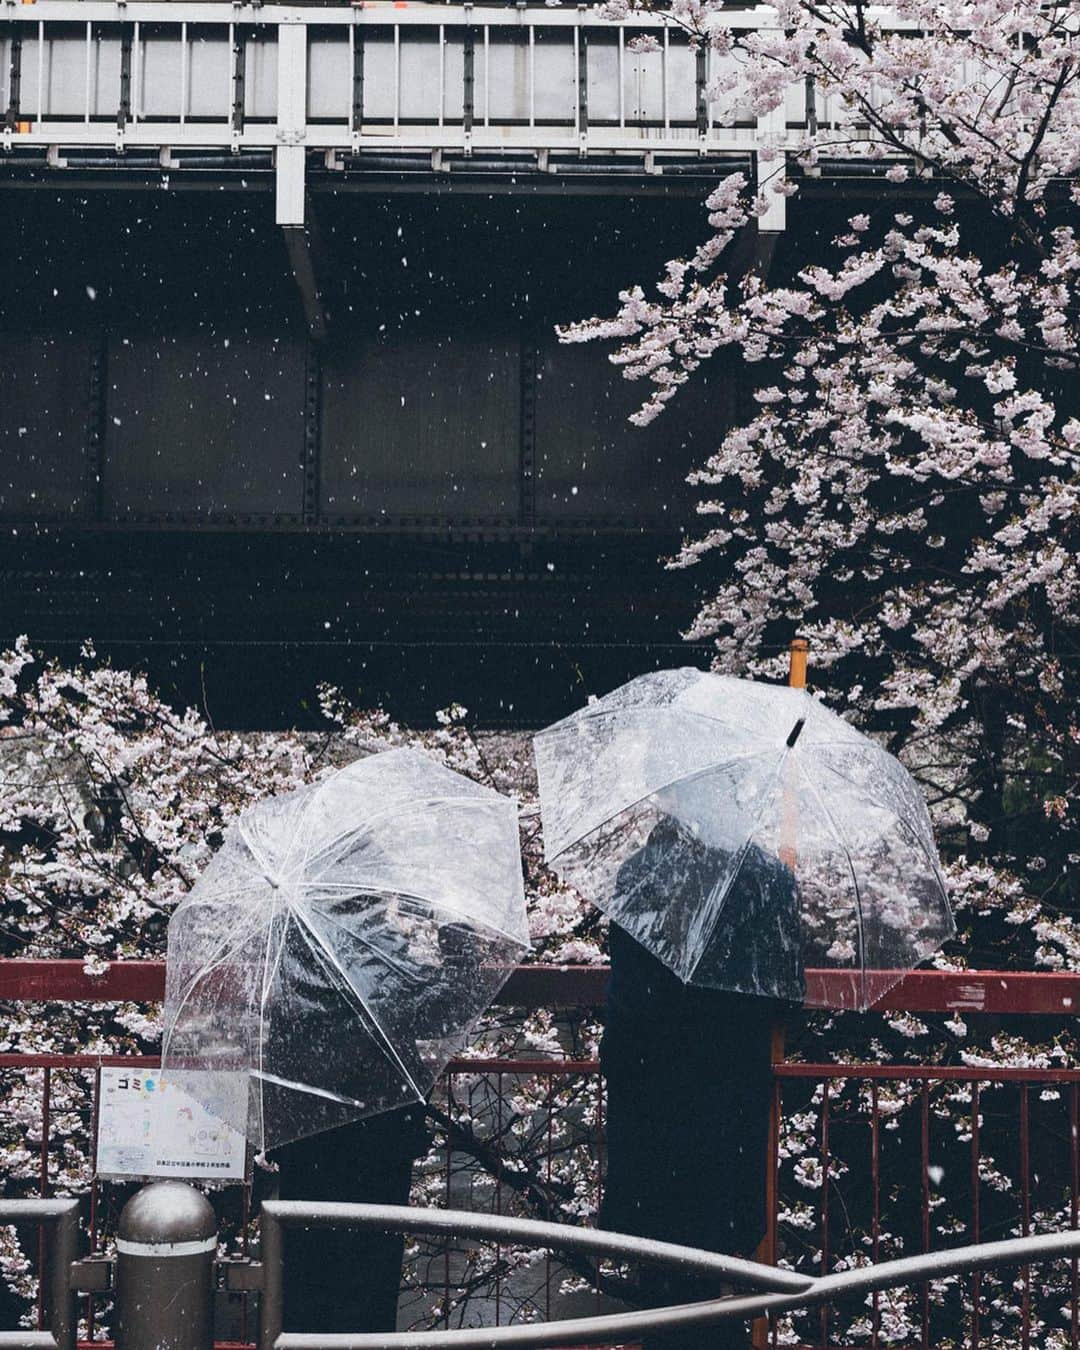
left=115, top=1181, right=217, bottom=1350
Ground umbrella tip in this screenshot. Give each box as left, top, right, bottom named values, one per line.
left=786, top=718, right=806, bottom=749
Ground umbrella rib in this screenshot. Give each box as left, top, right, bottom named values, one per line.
left=683, top=752, right=788, bottom=982
left=238, top=813, right=303, bottom=888
left=299, top=793, right=506, bottom=873
left=814, top=759, right=947, bottom=891
left=293, top=907, right=427, bottom=1103
left=254, top=898, right=294, bottom=1150
left=888, top=811, right=949, bottom=896
left=229, top=846, right=283, bottom=887
left=161, top=906, right=269, bottom=1065
left=799, top=735, right=878, bottom=749
left=260, top=898, right=291, bottom=1009
left=299, top=882, right=528, bottom=951
left=798, top=768, right=870, bottom=1010
left=547, top=747, right=780, bottom=864
left=249, top=1068, right=369, bottom=1109
left=186, top=880, right=269, bottom=904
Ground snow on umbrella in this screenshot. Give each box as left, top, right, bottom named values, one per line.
left=161, top=747, right=530, bottom=1152
left=534, top=669, right=954, bottom=1012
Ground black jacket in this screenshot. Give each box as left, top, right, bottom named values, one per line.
left=599, top=817, right=803, bottom=1256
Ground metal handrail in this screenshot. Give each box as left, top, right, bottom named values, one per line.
left=259, top=1202, right=1080, bottom=1350
left=0, top=1201, right=79, bottom=1350
left=263, top=1200, right=814, bottom=1290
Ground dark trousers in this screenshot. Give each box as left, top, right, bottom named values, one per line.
left=600, top=927, right=780, bottom=1350
left=602, top=1048, right=763, bottom=1350
left=638, top=1266, right=744, bottom=1350
left=271, top=1108, right=429, bottom=1334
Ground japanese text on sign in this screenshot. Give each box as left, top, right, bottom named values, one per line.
left=96, top=1067, right=247, bottom=1181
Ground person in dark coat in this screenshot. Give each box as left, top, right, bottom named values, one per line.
left=600, top=814, right=803, bottom=1350
left=268, top=919, right=481, bottom=1333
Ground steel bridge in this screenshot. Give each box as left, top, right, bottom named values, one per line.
left=0, top=4, right=925, bottom=725
left=0, top=2, right=806, bottom=228
left=1, top=0, right=799, bottom=351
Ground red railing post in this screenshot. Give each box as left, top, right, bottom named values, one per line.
left=1071, top=1082, right=1079, bottom=1350
left=971, top=1082, right=981, bottom=1350
left=820, top=1080, right=831, bottom=1350
left=36, top=1064, right=51, bottom=1332
left=752, top=1022, right=785, bottom=1350
left=1020, top=1084, right=1031, bottom=1350
left=920, top=1081, right=930, bottom=1350
left=870, top=1082, right=880, bottom=1350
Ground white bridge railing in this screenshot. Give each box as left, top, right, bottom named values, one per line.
left=0, top=4, right=1048, bottom=225
left=0, top=1, right=905, bottom=225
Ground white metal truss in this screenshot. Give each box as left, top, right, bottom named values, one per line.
left=0, top=2, right=929, bottom=226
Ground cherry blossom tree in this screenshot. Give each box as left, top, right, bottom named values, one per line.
left=0, top=640, right=601, bottom=1332
left=559, top=3, right=1080, bottom=1340
left=0, top=630, right=1077, bottom=1344
left=562, top=0, right=1079, bottom=971
left=1, top=17, right=1078, bottom=1326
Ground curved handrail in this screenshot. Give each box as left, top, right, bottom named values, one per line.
left=258, top=1203, right=1080, bottom=1350
left=261, top=1201, right=812, bottom=1291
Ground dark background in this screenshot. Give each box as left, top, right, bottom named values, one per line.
left=0, top=181, right=823, bottom=727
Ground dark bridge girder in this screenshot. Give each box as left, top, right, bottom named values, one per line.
left=0, top=184, right=859, bottom=726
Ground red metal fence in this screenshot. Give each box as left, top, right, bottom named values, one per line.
left=3, top=960, right=1078, bottom=1014
left=1, top=961, right=1078, bottom=1348
left=772, top=1065, right=1080, bottom=1350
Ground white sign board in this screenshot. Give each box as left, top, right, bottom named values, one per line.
left=96, top=1067, right=247, bottom=1182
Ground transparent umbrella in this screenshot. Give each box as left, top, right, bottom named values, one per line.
left=161, top=748, right=530, bottom=1151
left=534, top=669, right=954, bottom=1011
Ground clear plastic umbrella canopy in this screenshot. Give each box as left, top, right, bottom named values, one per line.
left=161, top=748, right=530, bottom=1151
left=535, top=669, right=955, bottom=1011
